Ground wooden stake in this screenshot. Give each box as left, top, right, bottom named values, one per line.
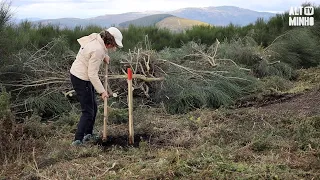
left=102, top=63, right=108, bottom=141
left=127, top=68, right=134, bottom=145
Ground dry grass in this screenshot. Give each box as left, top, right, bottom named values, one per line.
left=289, top=67, right=320, bottom=93
left=1, top=104, right=319, bottom=179
left=1, top=69, right=320, bottom=179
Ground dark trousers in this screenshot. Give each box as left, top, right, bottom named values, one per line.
left=70, top=74, right=97, bottom=141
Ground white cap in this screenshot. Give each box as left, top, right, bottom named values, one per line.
left=106, top=27, right=123, bottom=48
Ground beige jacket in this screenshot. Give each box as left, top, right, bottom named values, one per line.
left=70, top=33, right=108, bottom=94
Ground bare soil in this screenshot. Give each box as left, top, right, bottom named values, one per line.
left=258, top=89, right=320, bottom=117
left=95, top=134, right=151, bottom=149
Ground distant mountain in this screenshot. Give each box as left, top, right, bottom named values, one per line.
left=22, top=17, right=42, bottom=21
left=36, top=12, right=159, bottom=29
left=12, top=17, right=42, bottom=24
left=38, top=18, right=92, bottom=29
left=119, top=14, right=173, bottom=28
left=27, top=6, right=275, bottom=29
left=169, top=6, right=274, bottom=26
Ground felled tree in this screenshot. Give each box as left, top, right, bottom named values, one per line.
left=2, top=36, right=257, bottom=116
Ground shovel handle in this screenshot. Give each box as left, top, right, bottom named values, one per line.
left=127, top=68, right=134, bottom=145
left=102, top=63, right=108, bottom=141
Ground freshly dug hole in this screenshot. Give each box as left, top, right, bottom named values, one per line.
left=94, top=133, right=152, bottom=149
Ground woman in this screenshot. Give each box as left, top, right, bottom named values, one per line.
left=70, top=27, right=123, bottom=145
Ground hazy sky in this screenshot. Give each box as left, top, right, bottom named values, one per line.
left=10, top=0, right=320, bottom=19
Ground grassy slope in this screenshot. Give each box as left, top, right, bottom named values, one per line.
left=118, top=14, right=173, bottom=28
left=1, top=68, right=320, bottom=179
left=118, top=14, right=210, bottom=32
left=156, top=16, right=210, bottom=32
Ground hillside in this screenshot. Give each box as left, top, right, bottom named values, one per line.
left=119, top=14, right=210, bottom=32
left=156, top=16, right=210, bottom=32
left=119, top=14, right=173, bottom=28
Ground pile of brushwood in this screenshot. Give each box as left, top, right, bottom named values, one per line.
left=1, top=38, right=255, bottom=117
left=1, top=23, right=320, bottom=118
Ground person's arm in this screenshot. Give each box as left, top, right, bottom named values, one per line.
left=88, top=50, right=107, bottom=96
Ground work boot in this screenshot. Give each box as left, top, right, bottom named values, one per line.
left=71, top=140, right=83, bottom=146
left=83, top=134, right=99, bottom=142
left=83, top=134, right=92, bottom=142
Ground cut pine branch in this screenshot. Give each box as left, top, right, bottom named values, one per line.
left=108, top=74, right=165, bottom=82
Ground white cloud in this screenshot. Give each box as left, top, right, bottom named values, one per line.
left=11, top=0, right=319, bottom=19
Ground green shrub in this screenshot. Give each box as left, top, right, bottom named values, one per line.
left=218, top=36, right=261, bottom=67
left=159, top=70, right=255, bottom=114
left=254, top=60, right=296, bottom=79
left=108, top=108, right=128, bottom=124
left=250, top=130, right=274, bottom=152
left=0, top=88, right=51, bottom=163
left=218, top=36, right=296, bottom=79
left=25, top=93, right=72, bottom=120
left=0, top=0, right=11, bottom=30
left=294, top=116, right=320, bottom=150
left=261, top=76, right=294, bottom=92
left=268, top=27, right=320, bottom=69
